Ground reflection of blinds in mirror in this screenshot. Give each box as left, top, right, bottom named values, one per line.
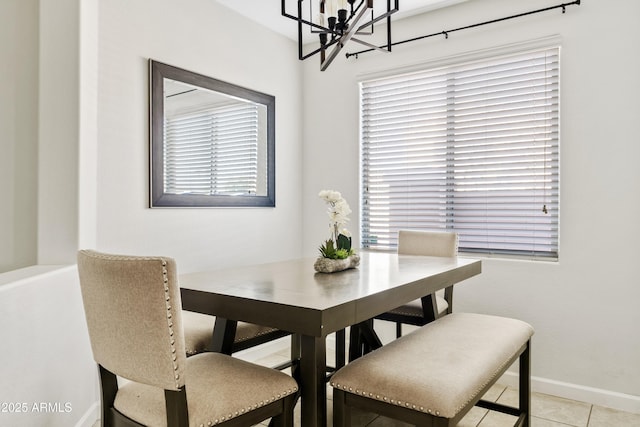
left=164, top=104, right=259, bottom=196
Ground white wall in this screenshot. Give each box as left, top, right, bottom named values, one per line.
left=301, top=0, right=640, bottom=411
left=37, top=0, right=82, bottom=265
left=0, top=1, right=102, bottom=426
left=95, top=0, right=304, bottom=273
left=0, top=266, right=98, bottom=427
left=0, top=0, right=38, bottom=273
left=1, top=0, right=303, bottom=425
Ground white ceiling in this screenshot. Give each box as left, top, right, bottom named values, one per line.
left=215, top=0, right=468, bottom=43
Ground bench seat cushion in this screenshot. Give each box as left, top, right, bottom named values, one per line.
left=330, top=313, right=533, bottom=419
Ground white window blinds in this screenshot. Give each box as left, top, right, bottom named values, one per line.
left=164, top=103, right=259, bottom=196
left=361, top=47, right=560, bottom=258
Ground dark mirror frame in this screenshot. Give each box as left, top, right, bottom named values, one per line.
left=149, top=60, right=276, bottom=207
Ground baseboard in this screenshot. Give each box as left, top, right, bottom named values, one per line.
left=74, top=400, right=99, bottom=427
left=500, top=371, right=640, bottom=415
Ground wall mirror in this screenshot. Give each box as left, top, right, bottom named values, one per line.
left=149, top=60, right=275, bottom=207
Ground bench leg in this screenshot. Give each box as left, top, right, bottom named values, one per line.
left=519, top=340, right=531, bottom=427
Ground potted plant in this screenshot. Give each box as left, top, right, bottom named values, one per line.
left=314, top=190, right=360, bottom=273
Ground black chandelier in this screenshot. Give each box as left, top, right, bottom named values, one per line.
left=281, top=0, right=399, bottom=71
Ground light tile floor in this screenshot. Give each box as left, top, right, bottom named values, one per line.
left=93, top=344, right=640, bottom=427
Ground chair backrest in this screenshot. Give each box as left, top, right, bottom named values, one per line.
left=77, top=250, right=187, bottom=391
left=397, top=230, right=459, bottom=257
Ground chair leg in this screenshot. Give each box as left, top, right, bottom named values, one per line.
left=348, top=325, right=362, bottom=362
left=333, top=389, right=351, bottom=427
left=270, top=392, right=298, bottom=427
left=164, top=388, right=188, bottom=427
left=336, top=329, right=346, bottom=369
left=444, top=285, right=454, bottom=315
left=98, top=365, right=118, bottom=427
left=396, top=322, right=402, bottom=338
left=290, top=334, right=302, bottom=385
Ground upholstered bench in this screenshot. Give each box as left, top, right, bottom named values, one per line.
left=331, top=313, right=534, bottom=427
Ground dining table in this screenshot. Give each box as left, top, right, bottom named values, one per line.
left=179, top=250, right=481, bottom=427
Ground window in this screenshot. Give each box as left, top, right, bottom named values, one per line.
left=360, top=47, right=559, bottom=259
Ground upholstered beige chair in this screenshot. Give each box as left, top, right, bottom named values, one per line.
left=77, top=250, right=298, bottom=427
left=182, top=311, right=290, bottom=357
left=376, top=230, right=459, bottom=338
left=346, top=230, right=459, bottom=362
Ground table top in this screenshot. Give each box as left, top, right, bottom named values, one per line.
left=180, top=250, right=481, bottom=337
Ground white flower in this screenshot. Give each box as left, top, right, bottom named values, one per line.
left=328, top=200, right=351, bottom=227
left=319, top=190, right=342, bottom=204
left=319, top=189, right=353, bottom=243
left=318, top=189, right=355, bottom=259
left=323, top=194, right=351, bottom=227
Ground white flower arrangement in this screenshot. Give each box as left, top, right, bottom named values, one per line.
left=318, top=190, right=355, bottom=260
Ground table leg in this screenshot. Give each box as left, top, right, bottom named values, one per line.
left=348, top=320, right=383, bottom=362
left=211, top=317, right=237, bottom=354
left=360, top=319, right=382, bottom=352
left=348, top=324, right=362, bottom=362
left=299, top=335, right=327, bottom=427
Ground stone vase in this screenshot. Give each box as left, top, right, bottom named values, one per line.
left=313, top=254, right=360, bottom=273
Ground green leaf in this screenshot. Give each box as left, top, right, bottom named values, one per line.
left=336, top=234, right=352, bottom=251
left=335, top=249, right=350, bottom=259
left=319, top=239, right=337, bottom=259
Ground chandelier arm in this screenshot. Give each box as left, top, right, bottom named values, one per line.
left=321, top=0, right=373, bottom=71
left=356, top=7, right=399, bottom=32
left=301, top=39, right=341, bottom=61
left=282, top=11, right=334, bottom=34
left=297, top=0, right=303, bottom=60
left=281, top=0, right=337, bottom=34
left=351, top=37, right=391, bottom=54
left=347, top=0, right=367, bottom=22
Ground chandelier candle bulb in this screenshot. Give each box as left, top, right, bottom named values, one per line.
left=327, top=0, right=337, bottom=17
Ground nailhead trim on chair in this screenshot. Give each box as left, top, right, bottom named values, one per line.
left=161, top=259, right=182, bottom=389
left=201, top=386, right=299, bottom=426
left=233, top=327, right=281, bottom=343
left=81, top=251, right=186, bottom=389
